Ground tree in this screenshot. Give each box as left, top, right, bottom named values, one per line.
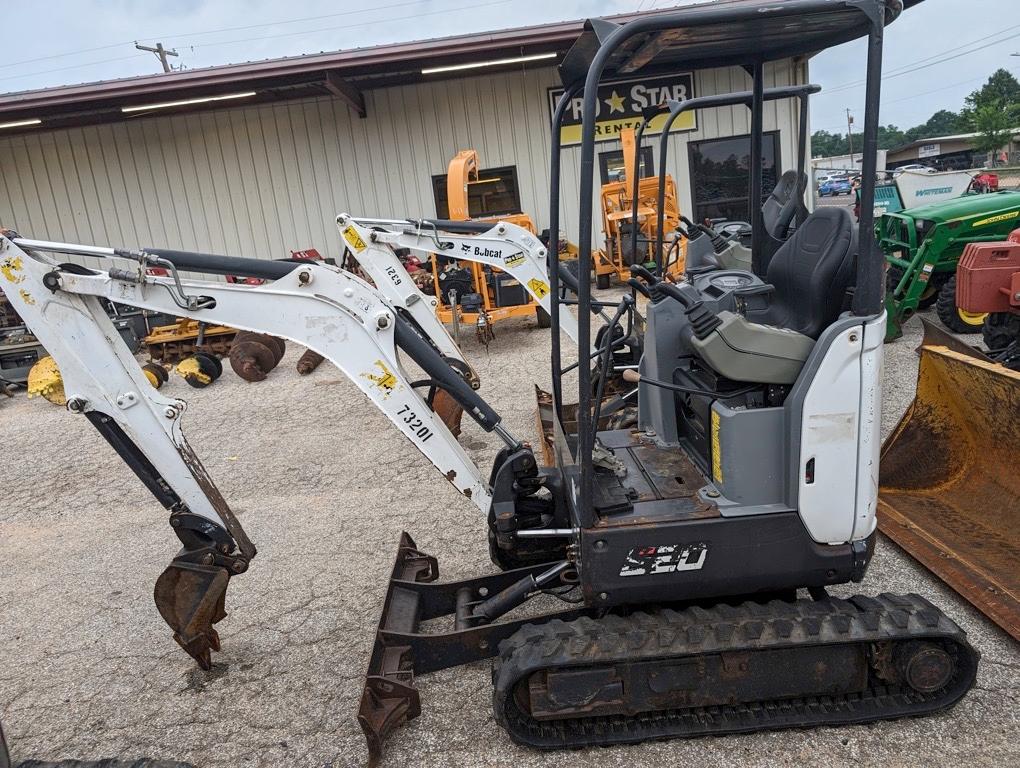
left=971, top=105, right=1014, bottom=165
left=811, top=130, right=848, bottom=158
left=902, top=110, right=964, bottom=143
left=811, top=125, right=904, bottom=159
left=961, top=69, right=1020, bottom=129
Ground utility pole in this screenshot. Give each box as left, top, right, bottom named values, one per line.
left=135, top=41, right=179, bottom=73
left=846, top=108, right=855, bottom=169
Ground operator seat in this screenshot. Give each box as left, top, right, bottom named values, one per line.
left=761, top=169, right=807, bottom=240
left=746, top=206, right=856, bottom=339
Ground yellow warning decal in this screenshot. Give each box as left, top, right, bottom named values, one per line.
left=18, top=289, right=35, bottom=305
left=1, top=255, right=25, bottom=283
left=342, top=225, right=367, bottom=251
left=711, top=409, right=723, bottom=484
left=971, top=210, right=1019, bottom=228
left=361, top=359, right=398, bottom=397
left=527, top=278, right=550, bottom=299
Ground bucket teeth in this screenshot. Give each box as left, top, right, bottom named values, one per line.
left=154, top=560, right=231, bottom=670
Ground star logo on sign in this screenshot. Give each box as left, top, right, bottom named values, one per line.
left=604, top=90, right=626, bottom=114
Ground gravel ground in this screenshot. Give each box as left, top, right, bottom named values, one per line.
left=1, top=291, right=1017, bottom=768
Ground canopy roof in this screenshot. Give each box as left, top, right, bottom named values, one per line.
left=560, top=0, right=912, bottom=86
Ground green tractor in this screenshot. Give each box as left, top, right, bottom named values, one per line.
left=881, top=190, right=1020, bottom=340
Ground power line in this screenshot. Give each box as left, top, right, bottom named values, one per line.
left=0, top=0, right=459, bottom=72
left=881, top=70, right=1019, bottom=106
left=823, top=26, right=1020, bottom=95
left=182, top=0, right=514, bottom=51
left=0, top=0, right=514, bottom=87
left=0, top=54, right=149, bottom=84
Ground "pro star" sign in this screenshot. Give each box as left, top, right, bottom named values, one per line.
left=548, top=72, right=697, bottom=145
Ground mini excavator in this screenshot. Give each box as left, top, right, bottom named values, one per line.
left=0, top=1, right=978, bottom=766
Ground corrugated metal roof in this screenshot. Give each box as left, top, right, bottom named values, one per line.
left=0, top=6, right=684, bottom=129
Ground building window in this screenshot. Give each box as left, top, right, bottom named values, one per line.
left=598, top=146, right=655, bottom=185
left=687, top=132, right=781, bottom=223
left=432, top=165, right=522, bottom=219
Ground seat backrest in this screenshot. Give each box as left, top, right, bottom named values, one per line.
left=761, top=169, right=806, bottom=240
left=758, top=206, right=856, bottom=338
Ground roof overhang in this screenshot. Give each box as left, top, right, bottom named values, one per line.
left=0, top=5, right=715, bottom=134
left=0, top=0, right=922, bottom=136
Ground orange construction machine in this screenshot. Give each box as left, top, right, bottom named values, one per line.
left=429, top=150, right=549, bottom=338
left=596, top=128, right=684, bottom=288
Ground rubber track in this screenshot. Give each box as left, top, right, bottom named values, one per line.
left=493, top=593, right=979, bottom=749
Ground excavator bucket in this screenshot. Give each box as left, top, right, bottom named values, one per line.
left=878, top=319, right=1020, bottom=640
left=154, top=561, right=231, bottom=670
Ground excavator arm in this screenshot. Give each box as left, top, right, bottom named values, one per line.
left=337, top=215, right=585, bottom=348
left=0, top=232, right=517, bottom=669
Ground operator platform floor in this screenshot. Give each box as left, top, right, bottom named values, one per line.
left=0, top=298, right=1017, bottom=768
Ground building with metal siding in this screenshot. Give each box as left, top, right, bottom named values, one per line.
left=0, top=11, right=809, bottom=268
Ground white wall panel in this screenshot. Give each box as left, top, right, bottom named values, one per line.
left=0, top=60, right=805, bottom=264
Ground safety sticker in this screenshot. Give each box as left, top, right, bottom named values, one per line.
left=711, top=409, right=722, bottom=483
left=342, top=225, right=367, bottom=252
left=361, top=360, right=398, bottom=397
left=619, top=543, right=708, bottom=577
left=18, top=289, right=35, bottom=305
left=527, top=278, right=550, bottom=299
left=504, top=252, right=526, bottom=268
left=1, top=255, right=25, bottom=284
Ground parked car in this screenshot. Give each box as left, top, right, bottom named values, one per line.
left=893, top=163, right=936, bottom=175
left=819, top=177, right=853, bottom=196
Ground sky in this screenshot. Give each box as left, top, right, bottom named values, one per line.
left=3, top=0, right=1019, bottom=136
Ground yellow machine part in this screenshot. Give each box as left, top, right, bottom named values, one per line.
left=878, top=321, right=1020, bottom=640
left=144, top=319, right=236, bottom=364
left=176, top=356, right=212, bottom=387
left=435, top=149, right=544, bottom=327
left=598, top=128, right=685, bottom=282
left=26, top=355, right=66, bottom=406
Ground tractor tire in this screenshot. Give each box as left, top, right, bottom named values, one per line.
left=885, top=265, right=945, bottom=310
left=982, top=312, right=1020, bottom=352
left=596, top=273, right=611, bottom=290
left=535, top=306, right=551, bottom=328
left=935, top=275, right=986, bottom=334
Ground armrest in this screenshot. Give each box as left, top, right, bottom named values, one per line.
left=732, top=284, right=775, bottom=299
left=733, top=283, right=775, bottom=315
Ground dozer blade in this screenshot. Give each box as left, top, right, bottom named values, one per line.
left=154, top=561, right=230, bottom=670
left=358, top=533, right=586, bottom=766
left=879, top=319, right=1020, bottom=640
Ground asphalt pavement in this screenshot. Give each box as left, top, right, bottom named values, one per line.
left=0, top=264, right=1017, bottom=767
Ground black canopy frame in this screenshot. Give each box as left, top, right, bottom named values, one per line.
left=647, top=82, right=822, bottom=266
left=545, top=0, right=902, bottom=530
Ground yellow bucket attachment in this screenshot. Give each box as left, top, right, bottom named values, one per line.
left=26, top=355, right=66, bottom=405
left=878, top=320, right=1020, bottom=640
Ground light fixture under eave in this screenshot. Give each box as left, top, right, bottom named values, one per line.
left=0, top=119, right=41, bottom=129
left=121, top=91, right=257, bottom=114
left=422, top=52, right=557, bottom=75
